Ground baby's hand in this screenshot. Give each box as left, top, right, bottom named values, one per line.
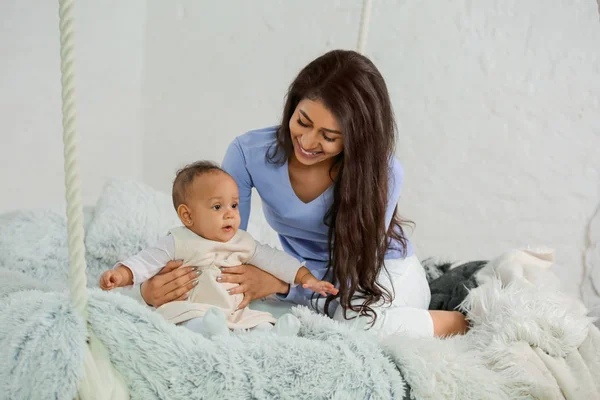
left=99, top=270, right=123, bottom=290
left=302, top=277, right=339, bottom=297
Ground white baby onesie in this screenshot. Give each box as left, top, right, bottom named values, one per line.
left=117, top=227, right=303, bottom=329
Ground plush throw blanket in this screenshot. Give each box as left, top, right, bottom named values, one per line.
left=1, top=180, right=598, bottom=399
left=1, top=249, right=598, bottom=399
left=398, top=250, right=600, bottom=399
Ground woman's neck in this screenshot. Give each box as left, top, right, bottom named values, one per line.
left=287, top=154, right=340, bottom=203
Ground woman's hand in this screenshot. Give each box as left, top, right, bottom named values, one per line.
left=218, top=264, right=289, bottom=310
left=140, top=260, right=199, bottom=308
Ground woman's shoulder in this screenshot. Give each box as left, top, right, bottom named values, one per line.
left=224, top=126, right=281, bottom=173
left=388, top=156, right=405, bottom=195
left=389, top=156, right=404, bottom=180
left=234, top=126, right=279, bottom=153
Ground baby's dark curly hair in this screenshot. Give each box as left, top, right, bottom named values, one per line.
left=172, top=160, right=226, bottom=210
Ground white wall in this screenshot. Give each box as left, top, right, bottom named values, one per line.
left=1, top=0, right=599, bottom=303
left=140, top=1, right=362, bottom=190
left=0, top=0, right=146, bottom=212
left=367, top=1, right=600, bottom=298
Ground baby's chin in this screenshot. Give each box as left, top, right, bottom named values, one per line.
left=216, top=230, right=237, bottom=242
left=196, top=227, right=238, bottom=242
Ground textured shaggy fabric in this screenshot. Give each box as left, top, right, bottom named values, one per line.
left=0, top=270, right=88, bottom=400
left=84, top=178, right=182, bottom=264
left=1, top=180, right=599, bottom=399
left=383, top=252, right=600, bottom=400
left=0, top=207, right=107, bottom=287
left=2, top=261, right=599, bottom=399
left=0, top=268, right=405, bottom=400
left=383, top=278, right=600, bottom=399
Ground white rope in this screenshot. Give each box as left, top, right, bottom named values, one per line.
left=356, top=0, right=373, bottom=54
left=57, top=2, right=129, bottom=398
left=58, top=0, right=88, bottom=319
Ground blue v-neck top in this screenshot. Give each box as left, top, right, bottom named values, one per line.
left=222, top=126, right=413, bottom=305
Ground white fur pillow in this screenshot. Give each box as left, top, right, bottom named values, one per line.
left=85, top=178, right=181, bottom=264
left=0, top=207, right=108, bottom=286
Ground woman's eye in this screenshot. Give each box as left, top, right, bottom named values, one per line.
left=322, top=133, right=335, bottom=142
left=297, top=118, right=309, bottom=128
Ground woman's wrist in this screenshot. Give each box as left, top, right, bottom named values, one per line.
left=139, top=281, right=153, bottom=307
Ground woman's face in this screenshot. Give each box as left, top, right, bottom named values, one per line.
left=289, top=99, right=344, bottom=166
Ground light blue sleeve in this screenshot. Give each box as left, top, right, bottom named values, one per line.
left=385, top=158, right=404, bottom=229
left=277, top=265, right=330, bottom=305
left=222, top=138, right=253, bottom=230
left=278, top=282, right=312, bottom=305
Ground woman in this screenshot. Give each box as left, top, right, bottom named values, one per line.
left=141, top=50, right=468, bottom=337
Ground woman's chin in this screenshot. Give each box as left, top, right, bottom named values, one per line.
left=293, top=147, right=326, bottom=165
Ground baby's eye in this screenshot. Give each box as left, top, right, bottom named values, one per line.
left=232, top=203, right=238, bottom=209
left=212, top=204, right=221, bottom=211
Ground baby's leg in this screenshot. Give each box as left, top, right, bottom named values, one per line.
left=182, top=317, right=206, bottom=334
left=181, top=308, right=230, bottom=337
left=251, top=314, right=301, bottom=336
left=182, top=310, right=301, bottom=337
left=252, top=322, right=274, bottom=332
left=273, top=313, right=301, bottom=336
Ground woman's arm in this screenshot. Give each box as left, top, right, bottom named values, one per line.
left=222, top=138, right=253, bottom=230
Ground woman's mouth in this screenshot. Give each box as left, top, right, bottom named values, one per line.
left=295, top=138, right=322, bottom=159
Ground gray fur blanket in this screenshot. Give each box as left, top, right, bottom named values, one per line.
left=2, top=250, right=598, bottom=399
left=1, top=184, right=599, bottom=399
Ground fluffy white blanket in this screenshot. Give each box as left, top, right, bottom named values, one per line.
left=0, top=178, right=598, bottom=399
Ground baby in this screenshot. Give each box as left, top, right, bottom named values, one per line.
left=99, top=160, right=338, bottom=332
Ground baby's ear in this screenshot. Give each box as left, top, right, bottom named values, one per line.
left=177, top=204, right=193, bottom=227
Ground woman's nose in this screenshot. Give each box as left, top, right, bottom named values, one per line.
left=302, top=131, right=320, bottom=149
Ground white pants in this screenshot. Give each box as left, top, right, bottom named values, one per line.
left=332, top=255, right=434, bottom=338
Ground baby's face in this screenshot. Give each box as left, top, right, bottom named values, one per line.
left=185, top=172, right=241, bottom=242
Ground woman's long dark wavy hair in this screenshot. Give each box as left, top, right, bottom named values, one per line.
left=267, top=50, right=411, bottom=324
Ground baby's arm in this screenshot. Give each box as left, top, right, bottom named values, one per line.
left=249, top=242, right=338, bottom=296
left=100, top=265, right=133, bottom=290
left=248, top=242, right=302, bottom=285
left=99, top=235, right=176, bottom=290
left=294, top=267, right=339, bottom=297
